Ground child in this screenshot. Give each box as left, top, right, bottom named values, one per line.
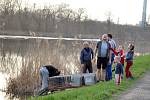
left=111, top=45, right=125, bottom=78
left=114, top=56, right=123, bottom=85
left=125, top=44, right=134, bottom=79
left=111, top=45, right=125, bottom=66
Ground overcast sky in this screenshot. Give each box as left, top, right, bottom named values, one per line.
left=23, top=0, right=150, bottom=25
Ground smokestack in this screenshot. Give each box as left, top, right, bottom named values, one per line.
left=141, top=0, right=147, bottom=28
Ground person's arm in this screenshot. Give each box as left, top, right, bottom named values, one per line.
left=93, top=43, right=98, bottom=63
left=94, top=48, right=98, bottom=57
left=94, top=42, right=99, bottom=57
left=91, top=48, right=94, bottom=59
left=110, top=48, right=118, bottom=55
left=80, top=50, right=84, bottom=64
left=108, top=43, right=112, bottom=64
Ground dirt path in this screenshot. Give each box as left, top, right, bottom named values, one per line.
left=117, top=72, right=150, bottom=100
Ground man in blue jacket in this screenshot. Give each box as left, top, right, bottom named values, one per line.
left=80, top=41, right=94, bottom=73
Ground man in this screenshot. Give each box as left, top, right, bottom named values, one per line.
left=80, top=41, right=94, bottom=73
left=38, top=65, right=60, bottom=96
left=106, top=33, right=116, bottom=81
left=95, top=34, right=111, bottom=82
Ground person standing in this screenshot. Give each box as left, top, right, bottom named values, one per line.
left=80, top=41, right=94, bottom=73
left=114, top=56, right=123, bottom=85
left=106, top=33, right=116, bottom=81
left=95, top=34, right=111, bottom=82
left=125, top=44, right=134, bottom=79
left=111, top=45, right=125, bottom=78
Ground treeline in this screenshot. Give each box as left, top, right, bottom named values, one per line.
left=0, top=0, right=150, bottom=35
left=0, top=0, right=111, bottom=34
left=1, top=0, right=150, bottom=54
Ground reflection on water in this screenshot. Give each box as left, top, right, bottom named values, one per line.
left=0, top=37, right=97, bottom=75
left=0, top=54, right=22, bottom=76
left=0, top=37, right=94, bottom=99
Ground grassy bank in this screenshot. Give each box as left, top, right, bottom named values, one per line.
left=30, top=55, right=150, bottom=100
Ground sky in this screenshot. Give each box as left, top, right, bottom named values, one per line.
left=23, top=0, right=150, bottom=25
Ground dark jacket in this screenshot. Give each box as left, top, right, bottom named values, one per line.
left=126, top=51, right=134, bottom=61
left=115, top=63, right=123, bottom=74
left=96, top=41, right=111, bottom=58
left=80, top=48, right=94, bottom=64
left=44, top=65, right=60, bottom=77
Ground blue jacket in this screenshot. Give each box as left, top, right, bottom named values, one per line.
left=115, top=63, right=123, bottom=74
left=126, top=51, right=134, bottom=61
left=80, top=48, right=94, bottom=64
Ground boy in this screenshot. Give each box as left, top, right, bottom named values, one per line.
left=114, top=56, right=123, bottom=85
left=111, top=45, right=125, bottom=78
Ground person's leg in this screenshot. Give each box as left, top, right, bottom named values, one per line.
left=102, top=58, right=108, bottom=81
left=121, top=64, right=124, bottom=79
left=87, top=61, right=93, bottom=73
left=38, top=67, right=49, bottom=95
left=115, top=74, right=119, bottom=85
left=115, top=74, right=121, bottom=85
left=106, top=63, right=112, bottom=81
left=118, top=74, right=121, bottom=85
left=105, top=65, right=108, bottom=81
left=96, top=69, right=101, bottom=81
left=128, top=62, right=133, bottom=78
left=41, top=67, right=49, bottom=90
left=82, top=64, right=87, bottom=73
left=102, top=68, right=106, bottom=81
left=107, top=53, right=115, bottom=80
left=96, top=57, right=102, bottom=81
left=125, top=61, right=130, bottom=78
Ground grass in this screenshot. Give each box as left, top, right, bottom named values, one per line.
left=30, top=55, right=150, bottom=100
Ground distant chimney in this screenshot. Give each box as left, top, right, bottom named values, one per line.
left=141, top=0, right=147, bottom=28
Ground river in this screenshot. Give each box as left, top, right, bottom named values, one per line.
left=0, top=35, right=98, bottom=100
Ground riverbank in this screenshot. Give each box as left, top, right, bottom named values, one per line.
left=30, top=55, right=150, bottom=100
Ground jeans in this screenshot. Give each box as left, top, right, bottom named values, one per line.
left=106, top=53, right=115, bottom=81
left=40, top=67, right=49, bottom=90
left=106, top=63, right=112, bottom=80
left=125, top=61, right=133, bottom=78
